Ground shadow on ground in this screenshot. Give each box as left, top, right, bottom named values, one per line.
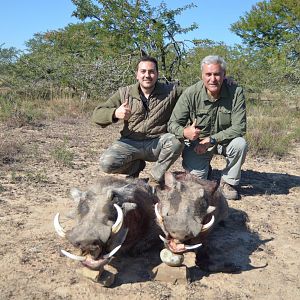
left=189, top=207, right=271, bottom=282
left=212, top=169, right=300, bottom=196
left=106, top=207, right=270, bottom=286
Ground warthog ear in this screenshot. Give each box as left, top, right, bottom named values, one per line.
left=106, top=189, right=114, bottom=201
left=109, top=184, right=135, bottom=200
left=70, top=188, right=86, bottom=203
left=164, top=172, right=176, bottom=188
left=164, top=172, right=182, bottom=190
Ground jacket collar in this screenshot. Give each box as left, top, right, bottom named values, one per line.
left=131, top=81, right=166, bottom=99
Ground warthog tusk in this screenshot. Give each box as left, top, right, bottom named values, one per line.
left=60, top=249, right=86, bottom=261
left=160, top=235, right=202, bottom=252
left=111, top=204, right=123, bottom=233
left=185, top=243, right=202, bottom=250
left=201, top=215, right=215, bottom=232
left=60, top=244, right=122, bottom=263
left=103, top=244, right=122, bottom=259
left=155, top=204, right=169, bottom=236
left=54, top=213, right=66, bottom=238
left=159, top=235, right=168, bottom=244
left=207, top=205, right=216, bottom=214
left=155, top=203, right=163, bottom=223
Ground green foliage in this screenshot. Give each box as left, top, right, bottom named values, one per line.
left=0, top=1, right=199, bottom=99
left=177, top=40, right=236, bottom=86
left=230, top=0, right=300, bottom=95
left=71, top=0, right=198, bottom=80
left=230, top=0, right=300, bottom=50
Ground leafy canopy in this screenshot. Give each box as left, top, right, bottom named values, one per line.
left=230, top=0, right=300, bottom=50
left=71, top=0, right=198, bottom=79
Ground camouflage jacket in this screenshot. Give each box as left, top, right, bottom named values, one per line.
left=168, top=80, right=246, bottom=146
left=92, top=81, right=183, bottom=140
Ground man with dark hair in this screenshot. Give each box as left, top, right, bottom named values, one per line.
left=168, top=55, right=247, bottom=200
left=92, top=56, right=183, bottom=185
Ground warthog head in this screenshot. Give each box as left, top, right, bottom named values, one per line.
left=155, top=172, right=228, bottom=254
left=54, top=176, right=158, bottom=270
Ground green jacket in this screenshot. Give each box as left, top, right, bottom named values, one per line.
left=168, top=80, right=246, bottom=146
left=92, top=81, right=183, bottom=140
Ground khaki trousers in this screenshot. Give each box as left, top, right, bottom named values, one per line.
left=99, top=133, right=184, bottom=182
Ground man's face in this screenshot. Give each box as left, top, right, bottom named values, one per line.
left=202, top=63, right=225, bottom=98
left=136, top=61, right=158, bottom=91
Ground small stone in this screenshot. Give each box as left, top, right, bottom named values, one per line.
left=160, top=248, right=184, bottom=267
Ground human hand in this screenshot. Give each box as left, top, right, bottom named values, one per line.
left=114, top=99, right=131, bottom=120
left=194, top=137, right=211, bottom=154
left=183, top=119, right=200, bottom=141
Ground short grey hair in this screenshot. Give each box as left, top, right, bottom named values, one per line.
left=201, top=55, right=227, bottom=72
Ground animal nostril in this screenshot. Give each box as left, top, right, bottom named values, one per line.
left=74, top=242, right=81, bottom=248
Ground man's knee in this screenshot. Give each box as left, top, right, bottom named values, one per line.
left=99, top=154, right=118, bottom=173
left=161, top=133, right=184, bottom=156
left=230, top=137, right=248, bottom=153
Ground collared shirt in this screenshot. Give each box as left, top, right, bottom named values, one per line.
left=168, top=80, right=246, bottom=146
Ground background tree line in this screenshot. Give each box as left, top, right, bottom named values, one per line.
left=0, top=0, right=298, bottom=101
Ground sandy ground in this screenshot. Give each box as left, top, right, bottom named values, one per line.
left=0, top=117, right=299, bottom=300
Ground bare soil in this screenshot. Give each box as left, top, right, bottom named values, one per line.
left=0, top=118, right=299, bottom=300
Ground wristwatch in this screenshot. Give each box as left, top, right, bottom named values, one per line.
left=210, top=137, right=217, bottom=146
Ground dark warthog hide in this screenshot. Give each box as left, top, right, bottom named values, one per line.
left=155, top=172, right=229, bottom=254
left=54, top=176, right=160, bottom=270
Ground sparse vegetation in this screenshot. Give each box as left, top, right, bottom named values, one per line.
left=0, top=138, right=23, bottom=165
left=51, top=140, right=74, bottom=167
left=24, top=169, right=49, bottom=184
left=246, top=97, right=300, bottom=157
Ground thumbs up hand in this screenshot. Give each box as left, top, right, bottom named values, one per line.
left=114, top=99, right=132, bottom=120
left=183, top=119, right=201, bottom=141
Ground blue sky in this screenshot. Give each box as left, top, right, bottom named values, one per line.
left=0, top=0, right=259, bottom=50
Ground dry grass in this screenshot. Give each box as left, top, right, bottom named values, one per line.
left=246, top=98, right=300, bottom=157
left=1, top=92, right=300, bottom=158
left=0, top=138, right=24, bottom=165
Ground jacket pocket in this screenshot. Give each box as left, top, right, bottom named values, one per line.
left=219, top=107, right=231, bottom=127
